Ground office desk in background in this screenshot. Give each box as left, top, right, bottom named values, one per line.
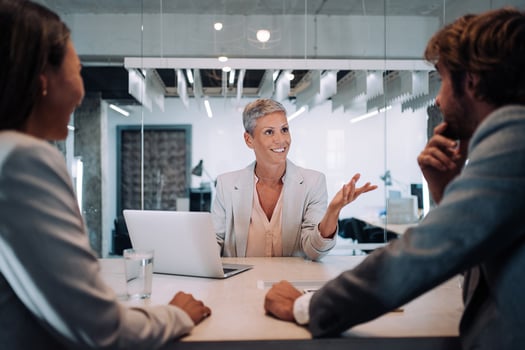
left=355, top=216, right=418, bottom=235
left=102, top=256, right=463, bottom=350
left=333, top=217, right=418, bottom=254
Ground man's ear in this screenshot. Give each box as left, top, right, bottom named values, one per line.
left=244, top=132, right=254, bottom=149
left=465, top=72, right=479, bottom=98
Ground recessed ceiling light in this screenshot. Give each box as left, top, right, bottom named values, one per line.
left=204, top=98, right=213, bottom=118
left=288, top=106, right=306, bottom=121
left=256, top=29, right=271, bottom=43
left=109, top=104, right=130, bottom=117
left=214, top=22, right=223, bottom=31
left=218, top=56, right=228, bottom=62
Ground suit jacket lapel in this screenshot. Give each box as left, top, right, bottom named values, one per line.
left=281, top=160, right=305, bottom=256
left=232, top=163, right=255, bottom=256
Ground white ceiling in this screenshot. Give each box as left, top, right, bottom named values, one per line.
left=35, top=0, right=525, bottom=112
left=38, top=0, right=446, bottom=16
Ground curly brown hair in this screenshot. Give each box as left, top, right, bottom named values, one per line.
left=424, top=7, right=525, bottom=106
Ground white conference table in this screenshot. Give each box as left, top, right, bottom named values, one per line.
left=103, top=255, right=463, bottom=349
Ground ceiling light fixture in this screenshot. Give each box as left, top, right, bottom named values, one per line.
left=186, top=69, right=194, bottom=84
left=256, top=29, right=271, bottom=43
left=109, top=103, right=130, bottom=117
left=204, top=98, right=213, bottom=118
left=214, top=22, right=223, bottom=31
left=288, top=106, right=306, bottom=122
left=222, top=66, right=231, bottom=73
left=218, top=56, right=228, bottom=63
left=350, top=105, right=392, bottom=124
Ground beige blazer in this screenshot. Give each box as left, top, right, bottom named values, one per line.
left=211, top=159, right=336, bottom=260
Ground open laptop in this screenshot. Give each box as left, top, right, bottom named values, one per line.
left=123, top=210, right=253, bottom=279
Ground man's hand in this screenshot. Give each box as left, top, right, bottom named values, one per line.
left=417, top=122, right=468, bottom=203
left=264, top=280, right=303, bottom=322
left=169, top=291, right=211, bottom=325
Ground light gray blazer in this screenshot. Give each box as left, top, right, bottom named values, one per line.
left=0, top=131, right=194, bottom=349
left=211, top=159, right=336, bottom=260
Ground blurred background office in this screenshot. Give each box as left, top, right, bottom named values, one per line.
left=35, top=0, right=524, bottom=257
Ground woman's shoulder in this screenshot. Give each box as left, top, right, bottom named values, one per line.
left=0, top=131, right=54, bottom=156
left=0, top=131, right=65, bottom=170
left=217, top=163, right=255, bottom=180
left=286, top=160, right=324, bottom=180
left=1, top=130, right=55, bottom=146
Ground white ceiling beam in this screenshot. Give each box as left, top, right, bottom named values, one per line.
left=332, top=71, right=367, bottom=111
left=367, top=70, right=432, bottom=111
left=295, top=71, right=320, bottom=109
left=401, top=71, right=440, bottom=112
left=306, top=71, right=338, bottom=110
left=129, top=68, right=165, bottom=112
left=124, top=57, right=433, bottom=71
left=146, top=69, right=165, bottom=112
left=193, top=69, right=203, bottom=106
left=176, top=69, right=189, bottom=109
left=221, top=70, right=228, bottom=97
left=258, top=69, right=275, bottom=98
left=236, top=69, right=246, bottom=103
left=273, top=70, right=291, bottom=102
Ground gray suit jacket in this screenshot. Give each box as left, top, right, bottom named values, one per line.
left=211, top=159, right=336, bottom=260
left=308, top=105, right=525, bottom=350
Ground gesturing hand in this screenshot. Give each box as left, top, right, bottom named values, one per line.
left=331, top=173, right=378, bottom=210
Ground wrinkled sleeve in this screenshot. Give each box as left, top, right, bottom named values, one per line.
left=300, top=172, right=336, bottom=261
left=0, top=143, right=194, bottom=349
left=211, top=174, right=227, bottom=253
left=308, top=108, right=525, bottom=337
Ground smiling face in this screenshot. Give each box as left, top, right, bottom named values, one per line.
left=244, top=111, right=291, bottom=167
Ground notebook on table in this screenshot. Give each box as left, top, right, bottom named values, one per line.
left=123, top=210, right=252, bottom=279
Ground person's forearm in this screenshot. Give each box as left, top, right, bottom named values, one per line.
left=318, top=203, right=340, bottom=238
left=428, top=183, right=444, bottom=204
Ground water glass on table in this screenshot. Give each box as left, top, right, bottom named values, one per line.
left=123, top=248, right=154, bottom=299
left=98, top=258, right=127, bottom=300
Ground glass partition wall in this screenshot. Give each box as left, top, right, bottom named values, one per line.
left=38, top=0, right=523, bottom=257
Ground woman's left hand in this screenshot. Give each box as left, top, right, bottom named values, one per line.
left=319, top=173, right=377, bottom=238
left=331, top=173, right=377, bottom=210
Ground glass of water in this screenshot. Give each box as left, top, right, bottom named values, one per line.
left=123, top=248, right=154, bottom=299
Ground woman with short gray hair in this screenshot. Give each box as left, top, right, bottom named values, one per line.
left=212, top=98, right=376, bottom=260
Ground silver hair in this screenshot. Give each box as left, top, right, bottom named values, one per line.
left=242, top=98, right=287, bottom=135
